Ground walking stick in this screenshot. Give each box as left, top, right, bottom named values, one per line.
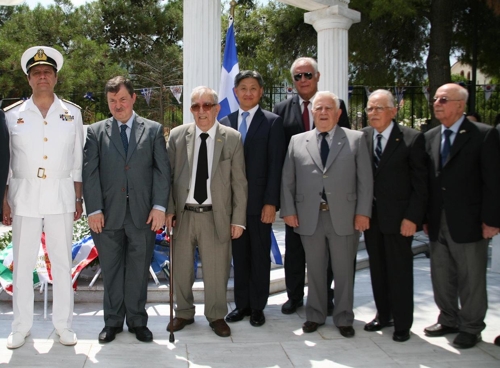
left=169, top=225, right=175, bottom=343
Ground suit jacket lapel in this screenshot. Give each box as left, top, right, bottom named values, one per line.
left=228, top=112, right=238, bottom=130
left=364, top=127, right=374, bottom=170
left=211, top=124, right=225, bottom=177
left=185, top=124, right=196, bottom=177
left=324, top=127, right=346, bottom=171
left=107, top=118, right=127, bottom=160
left=376, top=121, right=402, bottom=174
left=292, top=96, right=305, bottom=132
left=447, top=119, right=472, bottom=165
left=245, top=107, right=263, bottom=145
left=127, top=116, right=145, bottom=161
left=306, top=131, right=323, bottom=170
left=429, top=128, right=441, bottom=174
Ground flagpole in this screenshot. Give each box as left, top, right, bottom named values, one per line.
left=230, top=1, right=236, bottom=17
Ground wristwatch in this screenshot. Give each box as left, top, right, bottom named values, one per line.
left=76, top=198, right=84, bottom=203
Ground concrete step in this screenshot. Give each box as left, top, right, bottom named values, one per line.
left=0, top=232, right=430, bottom=304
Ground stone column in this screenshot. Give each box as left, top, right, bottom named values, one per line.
left=183, top=0, right=221, bottom=124
left=304, top=1, right=360, bottom=104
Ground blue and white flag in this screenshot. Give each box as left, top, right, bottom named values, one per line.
left=270, top=229, right=283, bottom=265
left=217, top=17, right=240, bottom=121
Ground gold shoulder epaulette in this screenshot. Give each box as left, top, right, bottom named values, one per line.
left=62, top=99, right=81, bottom=109
left=2, top=100, right=24, bottom=111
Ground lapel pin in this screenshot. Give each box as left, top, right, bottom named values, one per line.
left=338, top=142, right=341, bottom=145
left=459, top=130, right=466, bottom=134
left=396, top=138, right=400, bottom=141
left=17, top=118, right=24, bottom=124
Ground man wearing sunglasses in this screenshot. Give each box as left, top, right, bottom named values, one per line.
left=166, top=86, right=247, bottom=338
left=423, top=83, right=500, bottom=349
left=361, top=90, right=427, bottom=343
left=220, top=71, right=286, bottom=328
left=273, top=57, right=350, bottom=316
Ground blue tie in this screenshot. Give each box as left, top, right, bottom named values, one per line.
left=120, top=124, right=129, bottom=155
left=374, top=134, right=383, bottom=169
left=441, top=129, right=452, bottom=167
left=239, top=112, right=250, bottom=143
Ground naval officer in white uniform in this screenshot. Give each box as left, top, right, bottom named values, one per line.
left=2, top=46, right=84, bottom=349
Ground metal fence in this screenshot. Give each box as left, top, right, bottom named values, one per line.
left=2, top=84, right=499, bottom=130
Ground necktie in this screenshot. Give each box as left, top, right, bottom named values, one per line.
left=194, top=133, right=209, bottom=204
left=374, top=134, right=383, bottom=169
left=320, top=132, right=329, bottom=202
left=239, top=112, right=250, bottom=143
left=120, top=124, right=128, bottom=155
left=441, top=129, right=453, bottom=167
left=302, top=101, right=310, bottom=131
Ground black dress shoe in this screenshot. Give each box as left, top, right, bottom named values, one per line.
left=129, top=326, right=153, bottom=342
left=302, top=321, right=324, bottom=333
left=225, top=308, right=251, bottom=323
left=249, top=310, right=265, bottom=327
left=393, top=330, right=411, bottom=342
left=424, top=323, right=459, bottom=337
left=338, top=326, right=355, bottom=338
left=495, top=335, right=500, bottom=346
left=98, top=326, right=123, bottom=343
left=281, top=299, right=303, bottom=314
left=453, top=331, right=481, bottom=349
left=364, top=318, right=394, bottom=332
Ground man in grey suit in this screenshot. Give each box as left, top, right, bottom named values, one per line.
left=165, top=86, right=247, bottom=338
left=83, top=76, right=171, bottom=343
left=281, top=91, right=372, bottom=338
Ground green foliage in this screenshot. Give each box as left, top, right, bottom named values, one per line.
left=0, top=230, right=12, bottom=251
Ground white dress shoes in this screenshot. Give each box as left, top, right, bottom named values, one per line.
left=56, top=329, right=78, bottom=346
left=7, top=331, right=30, bottom=349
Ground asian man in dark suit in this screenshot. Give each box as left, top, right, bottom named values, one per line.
left=423, top=83, right=500, bottom=349
left=361, top=89, right=427, bottom=343
left=220, top=70, right=286, bottom=327
left=83, top=76, right=171, bottom=343
left=272, top=57, right=350, bottom=315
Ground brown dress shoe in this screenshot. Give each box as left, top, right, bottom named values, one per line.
left=166, top=317, right=195, bottom=332
left=209, top=319, right=231, bottom=337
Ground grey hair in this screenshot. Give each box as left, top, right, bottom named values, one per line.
left=290, top=57, right=318, bottom=76
left=369, top=89, right=395, bottom=107
left=312, top=91, right=339, bottom=110
left=191, top=86, right=218, bottom=104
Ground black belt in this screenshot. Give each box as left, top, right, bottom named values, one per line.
left=184, top=205, right=213, bottom=213
left=319, top=202, right=329, bottom=211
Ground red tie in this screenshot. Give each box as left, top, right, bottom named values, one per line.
left=302, top=101, right=310, bottom=131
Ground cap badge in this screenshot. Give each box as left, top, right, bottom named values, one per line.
left=34, top=49, right=48, bottom=62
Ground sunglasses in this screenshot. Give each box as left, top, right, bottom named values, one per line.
left=432, top=97, right=461, bottom=104
left=191, top=103, right=217, bottom=112
left=293, top=72, right=314, bottom=82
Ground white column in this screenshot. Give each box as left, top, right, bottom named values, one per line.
left=304, top=3, right=360, bottom=105
left=183, top=0, right=221, bottom=124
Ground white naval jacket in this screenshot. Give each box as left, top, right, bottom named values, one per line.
left=4, top=95, right=83, bottom=217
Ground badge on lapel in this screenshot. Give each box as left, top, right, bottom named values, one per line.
left=17, top=118, right=24, bottom=124
left=60, top=111, right=74, bottom=121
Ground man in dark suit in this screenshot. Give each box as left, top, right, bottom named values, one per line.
left=272, top=57, right=350, bottom=315
left=423, top=83, right=500, bottom=349
left=281, top=91, right=372, bottom=337
left=220, top=71, right=286, bottom=327
left=361, top=90, right=427, bottom=343
left=0, top=110, right=8, bottom=218
left=165, top=86, right=247, bottom=338
left=83, top=76, right=171, bottom=343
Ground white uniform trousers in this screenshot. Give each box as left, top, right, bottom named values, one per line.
left=12, top=213, right=74, bottom=334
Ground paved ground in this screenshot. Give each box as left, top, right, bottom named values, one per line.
left=1, top=253, right=499, bottom=367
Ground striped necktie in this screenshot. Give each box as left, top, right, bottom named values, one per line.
left=374, top=133, right=383, bottom=169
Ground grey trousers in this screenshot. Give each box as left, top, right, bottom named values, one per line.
left=301, top=211, right=358, bottom=327
left=430, top=211, right=488, bottom=334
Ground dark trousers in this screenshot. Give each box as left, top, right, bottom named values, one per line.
left=364, top=210, right=414, bottom=331
left=284, top=225, right=334, bottom=308
left=92, top=205, right=155, bottom=328
left=232, top=215, right=272, bottom=311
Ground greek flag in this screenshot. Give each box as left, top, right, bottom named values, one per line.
left=270, top=229, right=283, bottom=265
left=217, top=17, right=239, bottom=121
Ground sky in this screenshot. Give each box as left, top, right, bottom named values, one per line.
left=23, top=0, right=89, bottom=7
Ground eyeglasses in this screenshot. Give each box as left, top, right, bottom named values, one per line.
left=191, top=103, right=217, bottom=112
left=432, top=97, right=462, bottom=104
left=293, top=72, right=314, bottom=82
left=364, top=106, right=393, bottom=113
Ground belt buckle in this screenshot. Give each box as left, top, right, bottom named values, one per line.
left=196, top=207, right=204, bottom=213
left=37, top=167, right=46, bottom=179
left=320, top=202, right=329, bottom=211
